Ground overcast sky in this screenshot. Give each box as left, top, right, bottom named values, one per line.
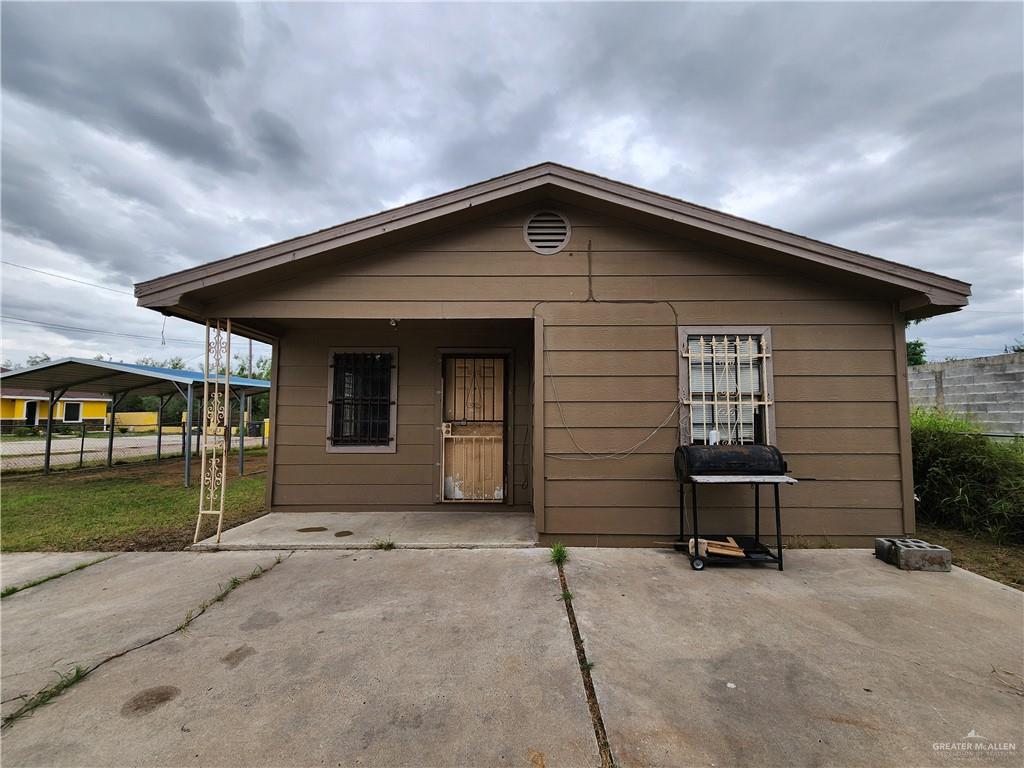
left=2, top=1, right=1021, bottom=370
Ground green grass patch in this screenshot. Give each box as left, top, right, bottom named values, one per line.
left=372, top=537, right=396, bottom=550
left=1, top=459, right=268, bottom=551
left=550, top=541, right=568, bottom=566
left=911, top=408, right=1024, bottom=544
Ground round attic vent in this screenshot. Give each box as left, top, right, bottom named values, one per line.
left=524, top=211, right=571, bottom=254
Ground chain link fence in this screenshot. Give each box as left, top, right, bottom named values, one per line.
left=0, top=416, right=267, bottom=475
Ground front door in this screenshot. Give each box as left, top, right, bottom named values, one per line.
left=441, top=355, right=506, bottom=502
left=24, top=401, right=37, bottom=426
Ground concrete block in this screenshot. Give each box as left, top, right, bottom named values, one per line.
left=874, top=538, right=951, bottom=571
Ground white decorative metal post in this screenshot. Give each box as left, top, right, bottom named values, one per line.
left=194, top=319, right=232, bottom=544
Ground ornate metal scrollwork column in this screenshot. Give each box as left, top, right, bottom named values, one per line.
left=193, top=319, right=232, bottom=544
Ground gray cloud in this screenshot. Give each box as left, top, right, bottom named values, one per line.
left=1, top=1, right=1021, bottom=366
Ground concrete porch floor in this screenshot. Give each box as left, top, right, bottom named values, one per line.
left=193, top=510, right=538, bottom=550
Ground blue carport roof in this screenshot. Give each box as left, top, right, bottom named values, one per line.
left=0, top=357, right=270, bottom=398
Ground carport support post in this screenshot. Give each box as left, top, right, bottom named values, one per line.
left=43, top=391, right=55, bottom=475
left=107, top=393, right=121, bottom=467
left=156, top=394, right=167, bottom=462
left=184, top=381, right=194, bottom=488
left=238, top=391, right=246, bottom=476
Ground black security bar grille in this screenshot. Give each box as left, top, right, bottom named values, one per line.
left=330, top=352, right=393, bottom=446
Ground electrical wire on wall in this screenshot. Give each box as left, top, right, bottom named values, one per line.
left=526, top=253, right=685, bottom=465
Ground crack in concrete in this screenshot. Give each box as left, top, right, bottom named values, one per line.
left=1, top=551, right=295, bottom=729
left=557, top=562, right=615, bottom=768
left=1, top=554, right=119, bottom=599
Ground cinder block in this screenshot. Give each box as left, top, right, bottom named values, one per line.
left=874, top=538, right=951, bottom=571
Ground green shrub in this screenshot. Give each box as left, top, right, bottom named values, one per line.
left=911, top=408, right=1024, bottom=543
left=12, top=427, right=33, bottom=437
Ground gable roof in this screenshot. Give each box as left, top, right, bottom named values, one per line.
left=135, top=162, right=970, bottom=321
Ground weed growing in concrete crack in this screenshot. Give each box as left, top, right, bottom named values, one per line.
left=581, top=659, right=596, bottom=671
left=2, top=553, right=293, bottom=730
left=1, top=555, right=116, bottom=599
left=372, top=538, right=396, bottom=551
left=560, top=589, right=574, bottom=603
left=2, top=666, right=88, bottom=727
left=550, top=542, right=568, bottom=565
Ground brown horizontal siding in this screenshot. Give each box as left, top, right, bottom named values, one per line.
left=277, top=423, right=435, bottom=447
left=590, top=250, right=778, bottom=276
left=545, top=350, right=677, bottom=376
left=773, top=350, right=895, bottom=376
left=545, top=376, right=678, bottom=402
left=250, top=275, right=590, bottom=303
left=543, top=507, right=904, bottom=537
left=340, top=248, right=587, bottom=277
left=545, top=479, right=901, bottom=509
left=593, top=275, right=853, bottom=302
left=786, top=453, right=901, bottom=481
left=275, top=484, right=435, bottom=506
left=218, top=299, right=539, bottom=320
left=775, top=427, right=900, bottom=454
left=545, top=325, right=677, bottom=351
left=772, top=402, right=898, bottom=428
left=774, top=376, right=897, bottom=402
left=275, top=443, right=436, bottom=465
left=543, top=452, right=902, bottom=482
left=545, top=402, right=677, bottom=428
left=275, top=464, right=435, bottom=486
left=544, top=427, right=680, bottom=455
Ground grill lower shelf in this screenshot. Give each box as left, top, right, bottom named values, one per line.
left=672, top=536, right=781, bottom=563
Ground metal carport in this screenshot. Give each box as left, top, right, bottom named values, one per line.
left=0, top=358, right=269, bottom=485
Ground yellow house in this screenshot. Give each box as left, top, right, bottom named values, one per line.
left=0, top=386, right=110, bottom=433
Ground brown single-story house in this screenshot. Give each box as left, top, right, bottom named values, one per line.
left=135, top=163, right=971, bottom=546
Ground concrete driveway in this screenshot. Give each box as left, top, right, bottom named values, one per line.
left=568, top=549, right=1024, bottom=768
left=1, top=549, right=596, bottom=767
left=1, top=548, right=1021, bottom=767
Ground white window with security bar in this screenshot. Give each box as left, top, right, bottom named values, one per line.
left=678, top=328, right=775, bottom=446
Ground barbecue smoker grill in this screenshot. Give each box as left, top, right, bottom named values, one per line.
left=673, top=444, right=797, bottom=571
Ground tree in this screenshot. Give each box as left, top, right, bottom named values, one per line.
left=1005, top=338, right=1024, bottom=353
left=233, top=354, right=271, bottom=380
left=26, top=353, right=51, bottom=367
left=2, top=359, right=22, bottom=370
left=906, top=339, right=927, bottom=366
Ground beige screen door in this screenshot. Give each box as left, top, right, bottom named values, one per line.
left=441, top=355, right=506, bottom=502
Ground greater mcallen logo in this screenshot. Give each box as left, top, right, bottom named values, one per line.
left=934, top=730, right=1018, bottom=757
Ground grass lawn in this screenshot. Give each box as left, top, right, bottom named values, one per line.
left=918, top=524, right=1024, bottom=591
left=1, top=456, right=268, bottom=551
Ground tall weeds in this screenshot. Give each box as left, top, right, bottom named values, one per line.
left=911, top=408, right=1024, bottom=543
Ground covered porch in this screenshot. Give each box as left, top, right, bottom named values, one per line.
left=265, top=317, right=535, bottom=520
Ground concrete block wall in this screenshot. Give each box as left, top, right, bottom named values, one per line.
left=908, top=352, right=1024, bottom=436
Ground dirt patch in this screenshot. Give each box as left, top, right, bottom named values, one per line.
left=296, top=527, right=327, bottom=533
left=120, top=685, right=180, bottom=717
left=335, top=530, right=354, bottom=537
left=221, top=645, right=257, bottom=669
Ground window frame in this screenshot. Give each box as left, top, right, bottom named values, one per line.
left=677, top=326, right=776, bottom=446
left=62, top=401, right=83, bottom=423
left=325, top=347, right=398, bottom=454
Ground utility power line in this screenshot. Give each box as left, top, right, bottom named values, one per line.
left=1, top=260, right=134, bottom=295
left=1, top=315, right=203, bottom=345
